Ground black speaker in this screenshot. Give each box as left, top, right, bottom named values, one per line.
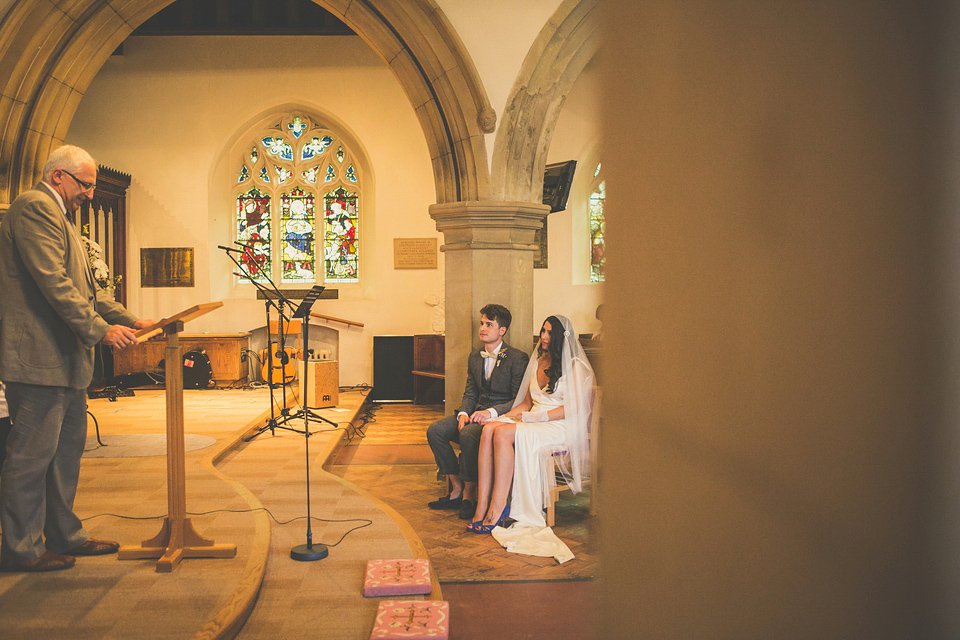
left=542, top=160, right=577, bottom=213
left=372, top=335, right=414, bottom=402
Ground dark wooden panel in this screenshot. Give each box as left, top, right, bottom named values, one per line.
left=372, top=336, right=414, bottom=402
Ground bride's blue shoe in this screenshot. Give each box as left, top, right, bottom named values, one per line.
left=467, top=504, right=510, bottom=534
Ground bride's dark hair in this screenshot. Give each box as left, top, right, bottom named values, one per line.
left=537, top=315, right=565, bottom=393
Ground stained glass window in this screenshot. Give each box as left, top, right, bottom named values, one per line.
left=288, top=116, right=307, bottom=138
left=589, top=174, right=605, bottom=283
left=234, top=113, right=361, bottom=285
left=275, top=165, right=293, bottom=184
left=262, top=137, right=293, bottom=160
left=302, top=165, right=320, bottom=184
left=324, top=187, right=358, bottom=282
left=302, top=135, right=333, bottom=160
left=280, top=187, right=316, bottom=283
left=236, top=187, right=271, bottom=280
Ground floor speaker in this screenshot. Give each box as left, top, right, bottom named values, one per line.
left=298, top=360, right=339, bottom=408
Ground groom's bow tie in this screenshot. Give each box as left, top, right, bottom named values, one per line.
left=480, top=350, right=497, bottom=358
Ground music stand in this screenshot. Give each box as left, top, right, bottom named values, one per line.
left=216, top=244, right=305, bottom=440
left=282, top=286, right=336, bottom=430
left=290, top=284, right=331, bottom=562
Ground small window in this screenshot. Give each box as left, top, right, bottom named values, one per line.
left=589, top=162, right=605, bottom=283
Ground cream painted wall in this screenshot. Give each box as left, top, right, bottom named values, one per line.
left=437, top=0, right=563, bottom=171
left=65, top=6, right=603, bottom=386
left=67, top=35, right=441, bottom=386
left=538, top=53, right=603, bottom=337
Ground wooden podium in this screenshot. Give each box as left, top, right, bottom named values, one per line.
left=117, top=302, right=237, bottom=572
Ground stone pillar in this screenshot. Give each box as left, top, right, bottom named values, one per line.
left=430, top=201, right=549, bottom=409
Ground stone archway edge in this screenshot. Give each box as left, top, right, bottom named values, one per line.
left=0, top=0, right=495, bottom=207
left=491, top=0, right=600, bottom=203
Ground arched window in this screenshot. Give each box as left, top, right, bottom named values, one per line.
left=588, top=162, right=605, bottom=283
left=235, top=113, right=360, bottom=284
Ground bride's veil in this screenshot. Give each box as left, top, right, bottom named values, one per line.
left=509, top=315, right=596, bottom=496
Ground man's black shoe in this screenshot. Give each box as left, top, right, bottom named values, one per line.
left=458, top=499, right=475, bottom=520
left=427, top=495, right=463, bottom=510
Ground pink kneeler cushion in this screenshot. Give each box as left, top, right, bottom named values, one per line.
left=363, top=559, right=432, bottom=597
left=370, top=600, right=449, bottom=640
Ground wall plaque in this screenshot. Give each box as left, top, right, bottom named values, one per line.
left=393, top=238, right=437, bottom=269
left=141, top=247, right=195, bottom=287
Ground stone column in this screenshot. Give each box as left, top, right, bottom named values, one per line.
left=430, top=200, right=549, bottom=409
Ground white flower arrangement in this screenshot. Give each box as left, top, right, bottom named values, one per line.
left=80, top=228, right=122, bottom=297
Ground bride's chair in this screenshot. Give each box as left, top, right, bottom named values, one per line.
left=545, top=387, right=601, bottom=527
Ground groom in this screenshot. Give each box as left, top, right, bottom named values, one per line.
left=426, top=304, right=529, bottom=519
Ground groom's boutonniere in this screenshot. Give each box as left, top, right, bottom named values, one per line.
left=496, top=347, right=508, bottom=368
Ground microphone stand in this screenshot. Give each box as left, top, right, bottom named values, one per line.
left=217, top=245, right=305, bottom=440
left=290, top=284, right=331, bottom=562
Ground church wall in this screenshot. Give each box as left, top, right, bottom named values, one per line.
left=539, top=52, right=603, bottom=338
left=436, top=0, right=564, bottom=172
left=67, top=35, right=440, bottom=386
left=66, top=10, right=605, bottom=386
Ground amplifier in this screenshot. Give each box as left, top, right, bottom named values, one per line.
left=298, top=360, right=339, bottom=408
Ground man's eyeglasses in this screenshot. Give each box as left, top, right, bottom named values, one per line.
left=61, top=169, right=95, bottom=193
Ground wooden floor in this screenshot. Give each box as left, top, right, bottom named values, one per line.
left=330, top=403, right=598, bottom=582
left=330, top=402, right=597, bottom=640
left=0, top=389, right=596, bottom=639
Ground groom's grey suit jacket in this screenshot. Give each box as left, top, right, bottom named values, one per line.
left=457, top=341, right=529, bottom=418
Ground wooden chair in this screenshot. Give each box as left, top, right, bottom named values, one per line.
left=546, top=387, right=601, bottom=527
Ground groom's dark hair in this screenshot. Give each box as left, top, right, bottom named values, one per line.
left=479, top=304, right=512, bottom=331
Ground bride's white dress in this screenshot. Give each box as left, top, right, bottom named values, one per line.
left=491, top=374, right=576, bottom=563
left=510, top=375, right=567, bottom=528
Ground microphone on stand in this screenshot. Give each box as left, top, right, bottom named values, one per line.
left=217, top=244, right=242, bottom=253
left=236, top=241, right=258, bottom=262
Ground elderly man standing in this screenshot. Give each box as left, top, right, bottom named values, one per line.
left=0, top=145, right=153, bottom=572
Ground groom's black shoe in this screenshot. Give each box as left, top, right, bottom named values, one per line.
left=458, top=500, right=475, bottom=520
left=427, top=495, right=462, bottom=510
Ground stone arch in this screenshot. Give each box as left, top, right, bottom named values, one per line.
left=0, top=0, right=493, bottom=208
left=490, top=0, right=600, bottom=203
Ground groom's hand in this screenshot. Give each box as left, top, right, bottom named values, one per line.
left=469, top=410, right=491, bottom=424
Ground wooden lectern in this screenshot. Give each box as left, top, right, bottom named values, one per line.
left=117, top=302, right=237, bottom=572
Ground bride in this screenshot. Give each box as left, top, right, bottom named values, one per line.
left=467, top=315, right=595, bottom=557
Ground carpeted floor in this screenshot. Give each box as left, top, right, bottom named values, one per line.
left=83, top=433, right=216, bottom=457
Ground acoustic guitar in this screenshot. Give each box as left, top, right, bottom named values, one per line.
left=260, top=345, right=299, bottom=385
